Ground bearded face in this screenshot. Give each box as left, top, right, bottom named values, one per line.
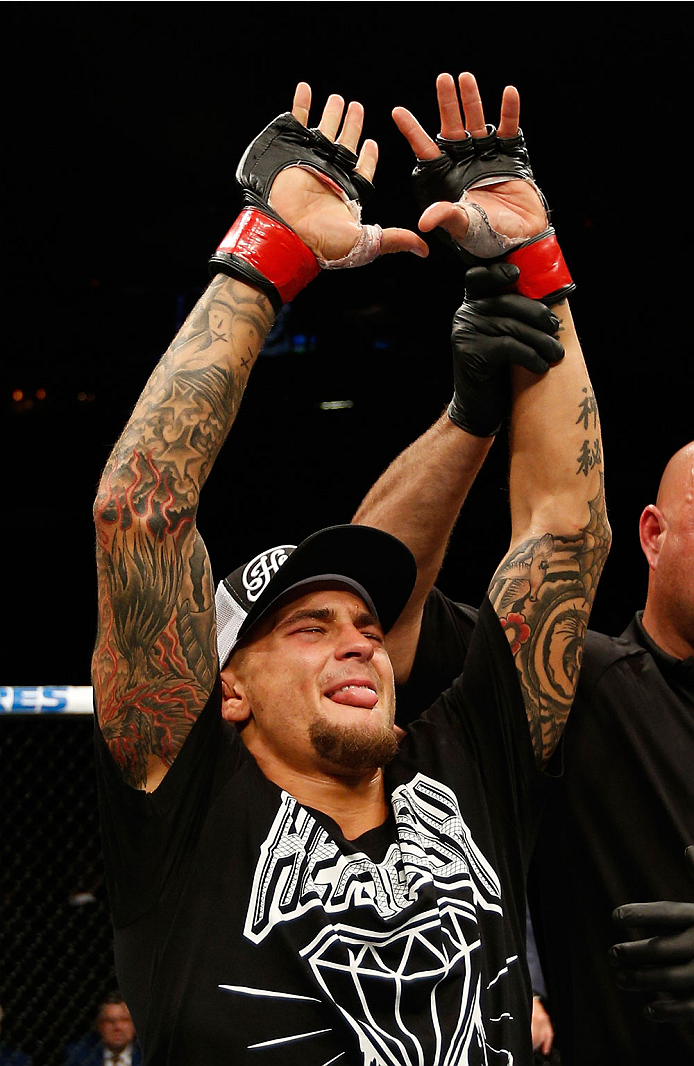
left=222, top=587, right=398, bottom=779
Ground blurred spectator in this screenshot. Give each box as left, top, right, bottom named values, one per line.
left=63, top=993, right=141, bottom=1066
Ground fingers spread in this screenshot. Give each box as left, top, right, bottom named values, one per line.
left=355, top=138, right=378, bottom=183
left=498, top=84, right=520, bottom=139
left=436, top=73, right=466, bottom=140
left=292, top=82, right=312, bottom=125
left=317, top=93, right=346, bottom=141
left=458, top=71, right=487, bottom=137
left=336, top=100, right=364, bottom=154
left=392, top=106, right=440, bottom=160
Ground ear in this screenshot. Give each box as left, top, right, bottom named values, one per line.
left=639, top=504, right=667, bottom=571
left=220, top=667, right=252, bottom=723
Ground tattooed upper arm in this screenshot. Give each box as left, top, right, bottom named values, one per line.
left=92, top=516, right=217, bottom=790
left=488, top=476, right=611, bottom=767
left=91, top=277, right=274, bottom=790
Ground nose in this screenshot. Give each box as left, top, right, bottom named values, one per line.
left=335, top=623, right=375, bottom=661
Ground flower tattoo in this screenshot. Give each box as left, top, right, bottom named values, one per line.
left=500, top=612, right=531, bottom=655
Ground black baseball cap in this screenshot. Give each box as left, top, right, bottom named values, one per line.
left=215, top=524, right=417, bottom=668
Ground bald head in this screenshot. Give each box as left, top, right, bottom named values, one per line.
left=655, top=441, right=694, bottom=514
left=639, top=441, right=694, bottom=658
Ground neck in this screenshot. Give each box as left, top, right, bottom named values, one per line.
left=641, top=603, right=693, bottom=660
left=250, top=748, right=389, bottom=839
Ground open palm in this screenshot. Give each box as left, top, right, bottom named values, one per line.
left=393, top=72, right=547, bottom=248
left=268, top=83, right=428, bottom=264
left=270, top=163, right=366, bottom=263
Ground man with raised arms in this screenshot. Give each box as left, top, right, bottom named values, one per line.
left=92, top=74, right=608, bottom=1064
left=354, top=74, right=692, bottom=1065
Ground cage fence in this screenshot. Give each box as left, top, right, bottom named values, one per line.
left=1, top=688, right=117, bottom=1066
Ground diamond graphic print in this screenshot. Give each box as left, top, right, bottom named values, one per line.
left=228, top=773, right=515, bottom=1064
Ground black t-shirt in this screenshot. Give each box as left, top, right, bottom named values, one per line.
left=95, top=597, right=547, bottom=1065
left=530, top=614, right=694, bottom=1065
left=404, top=592, right=694, bottom=1064
left=395, top=594, right=478, bottom=729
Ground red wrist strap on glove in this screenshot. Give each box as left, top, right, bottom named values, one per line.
left=505, top=227, right=575, bottom=306
left=209, top=208, right=319, bottom=313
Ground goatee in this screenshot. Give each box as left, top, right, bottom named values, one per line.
left=309, top=717, right=399, bottom=771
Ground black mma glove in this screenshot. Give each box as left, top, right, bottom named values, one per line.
left=609, top=846, right=694, bottom=1023
left=448, top=263, right=564, bottom=437
left=413, top=125, right=575, bottom=306
left=209, top=113, right=381, bottom=314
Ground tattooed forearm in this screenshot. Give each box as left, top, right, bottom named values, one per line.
left=106, top=278, right=273, bottom=501
left=575, top=388, right=603, bottom=477
left=489, top=480, right=611, bottom=765
left=103, top=361, right=240, bottom=521
left=576, top=387, right=598, bottom=431
left=577, top=437, right=603, bottom=477
left=99, top=677, right=205, bottom=790
left=92, top=522, right=216, bottom=787
left=92, top=276, right=273, bottom=788
left=171, top=274, right=273, bottom=356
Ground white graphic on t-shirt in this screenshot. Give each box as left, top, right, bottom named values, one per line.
left=223, top=773, right=516, bottom=1064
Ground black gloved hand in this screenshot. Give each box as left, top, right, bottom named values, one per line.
left=413, top=125, right=541, bottom=265
left=410, top=116, right=574, bottom=305
left=235, top=112, right=375, bottom=220
left=208, top=112, right=378, bottom=313
left=609, top=846, right=694, bottom=1023
left=448, top=263, right=564, bottom=437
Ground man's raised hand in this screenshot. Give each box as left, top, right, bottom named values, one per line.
left=209, top=83, right=428, bottom=314
left=393, top=72, right=547, bottom=255
left=208, top=82, right=430, bottom=311
left=268, top=82, right=428, bottom=264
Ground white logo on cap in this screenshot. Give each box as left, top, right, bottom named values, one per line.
left=242, top=545, right=295, bottom=603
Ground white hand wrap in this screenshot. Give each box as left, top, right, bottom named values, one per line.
left=292, top=165, right=383, bottom=269
left=458, top=176, right=547, bottom=259
left=458, top=201, right=525, bottom=258
left=318, top=222, right=383, bottom=269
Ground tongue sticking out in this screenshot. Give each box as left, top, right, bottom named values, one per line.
left=327, top=686, right=378, bottom=710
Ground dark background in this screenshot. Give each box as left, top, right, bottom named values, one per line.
left=4, top=3, right=691, bottom=686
